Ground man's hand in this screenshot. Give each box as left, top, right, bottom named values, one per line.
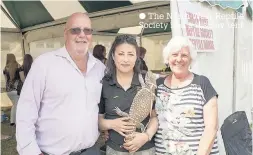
left=123, top=132, right=149, bottom=153
left=101, top=130, right=109, bottom=141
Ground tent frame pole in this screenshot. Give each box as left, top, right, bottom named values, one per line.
left=139, top=27, right=145, bottom=46
left=232, top=13, right=238, bottom=113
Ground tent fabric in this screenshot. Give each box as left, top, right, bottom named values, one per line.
left=99, top=23, right=171, bottom=35
left=234, top=3, right=253, bottom=122
left=247, top=0, right=253, bottom=18
left=1, top=0, right=249, bottom=35
left=78, top=1, right=132, bottom=13
left=1, top=0, right=171, bottom=35
left=2, top=1, right=54, bottom=28
left=1, top=7, right=16, bottom=29
left=201, top=0, right=253, bottom=16
left=1, top=0, right=141, bottom=30
left=200, top=0, right=244, bottom=11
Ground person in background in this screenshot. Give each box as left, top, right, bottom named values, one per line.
left=3, top=53, right=20, bottom=92
left=16, top=13, right=105, bottom=155
left=162, top=63, right=171, bottom=73
left=8, top=54, right=34, bottom=126
left=138, top=47, right=148, bottom=72
left=3, top=53, right=20, bottom=126
left=93, top=44, right=107, bottom=64
left=98, top=34, right=158, bottom=155
left=17, top=54, right=33, bottom=95
left=155, top=36, right=219, bottom=155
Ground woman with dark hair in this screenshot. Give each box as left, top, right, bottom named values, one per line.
left=22, top=54, right=33, bottom=77
left=93, top=44, right=107, bottom=64
left=17, top=54, right=33, bottom=94
left=138, top=47, right=148, bottom=72
left=98, top=34, right=158, bottom=155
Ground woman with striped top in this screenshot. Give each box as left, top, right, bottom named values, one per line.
left=155, top=36, right=219, bottom=155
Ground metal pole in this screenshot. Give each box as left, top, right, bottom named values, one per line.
left=139, top=27, right=145, bottom=47
left=232, top=13, right=238, bottom=113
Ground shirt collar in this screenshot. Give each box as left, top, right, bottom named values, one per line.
left=54, top=46, right=99, bottom=74
left=54, top=46, right=72, bottom=60
left=109, top=72, right=140, bottom=87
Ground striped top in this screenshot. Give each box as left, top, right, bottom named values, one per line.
left=154, top=73, right=219, bottom=155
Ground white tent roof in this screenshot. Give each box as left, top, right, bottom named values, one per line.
left=1, top=0, right=162, bottom=35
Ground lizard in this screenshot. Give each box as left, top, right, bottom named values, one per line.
left=114, top=71, right=157, bottom=143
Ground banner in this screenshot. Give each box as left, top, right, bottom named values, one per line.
left=178, top=1, right=216, bottom=52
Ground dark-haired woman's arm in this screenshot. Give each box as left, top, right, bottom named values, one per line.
left=98, top=114, right=135, bottom=137
left=123, top=110, right=158, bottom=153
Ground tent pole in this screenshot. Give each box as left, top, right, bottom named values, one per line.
left=139, top=27, right=145, bottom=47
left=232, top=13, right=238, bottom=113
left=21, top=35, right=26, bottom=55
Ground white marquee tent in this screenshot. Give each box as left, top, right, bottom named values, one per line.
left=1, top=1, right=252, bottom=154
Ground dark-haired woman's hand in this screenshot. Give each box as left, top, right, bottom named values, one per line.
left=109, top=117, right=135, bottom=137
left=123, top=132, right=149, bottom=152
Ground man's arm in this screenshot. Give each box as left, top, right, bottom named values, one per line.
left=16, top=57, right=46, bottom=155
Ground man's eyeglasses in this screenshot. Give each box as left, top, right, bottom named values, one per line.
left=68, top=27, right=93, bottom=35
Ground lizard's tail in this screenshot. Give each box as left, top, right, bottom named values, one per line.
left=138, top=73, right=146, bottom=88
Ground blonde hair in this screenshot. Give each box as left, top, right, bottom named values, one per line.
left=163, top=36, right=197, bottom=66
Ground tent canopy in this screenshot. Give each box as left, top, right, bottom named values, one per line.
left=1, top=1, right=171, bottom=36
left=2, top=1, right=134, bottom=29
left=1, top=0, right=250, bottom=36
